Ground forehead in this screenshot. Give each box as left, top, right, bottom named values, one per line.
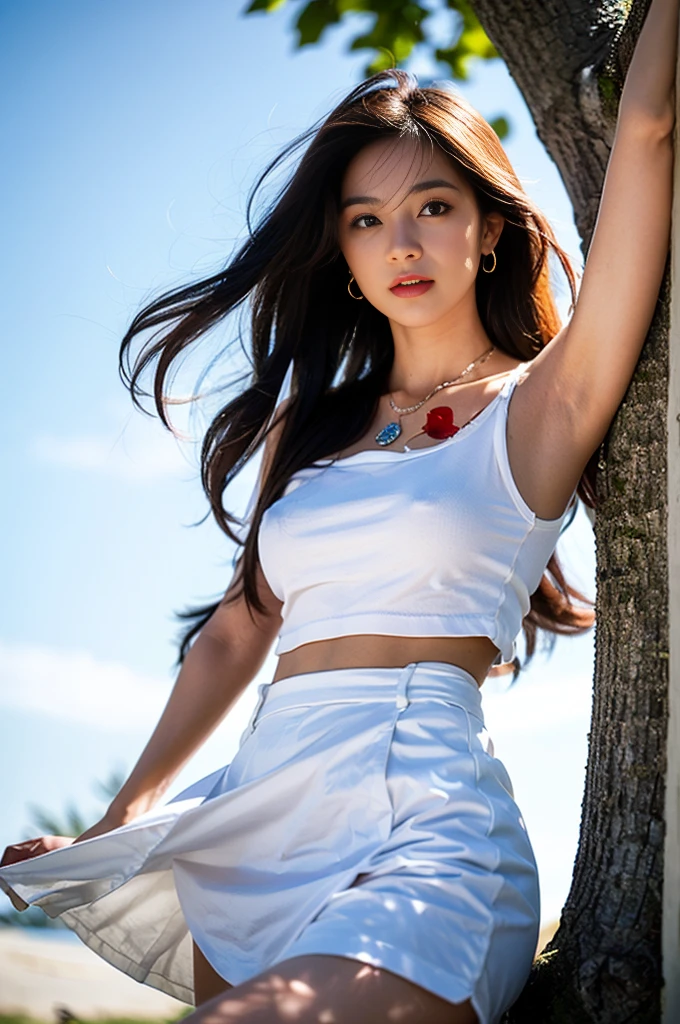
left=340, top=136, right=467, bottom=204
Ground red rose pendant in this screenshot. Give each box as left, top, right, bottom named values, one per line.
left=423, top=406, right=459, bottom=440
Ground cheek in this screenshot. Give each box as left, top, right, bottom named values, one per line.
left=340, top=232, right=380, bottom=278
left=433, top=219, right=473, bottom=252
left=431, top=224, right=479, bottom=274
left=338, top=219, right=364, bottom=249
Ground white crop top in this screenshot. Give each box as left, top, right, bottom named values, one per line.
left=255, top=363, right=574, bottom=665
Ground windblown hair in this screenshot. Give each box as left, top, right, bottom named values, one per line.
left=119, top=69, right=595, bottom=679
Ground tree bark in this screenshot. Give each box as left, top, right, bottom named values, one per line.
left=468, top=1, right=669, bottom=1020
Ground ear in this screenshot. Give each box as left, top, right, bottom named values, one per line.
left=481, top=212, right=505, bottom=252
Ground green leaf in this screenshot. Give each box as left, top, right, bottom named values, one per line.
left=488, top=115, right=510, bottom=141
left=348, top=7, right=426, bottom=55
left=366, top=48, right=398, bottom=74
left=241, top=0, right=512, bottom=131
left=244, top=0, right=288, bottom=12
left=295, top=0, right=342, bottom=47
left=350, top=28, right=419, bottom=62
left=337, top=0, right=372, bottom=11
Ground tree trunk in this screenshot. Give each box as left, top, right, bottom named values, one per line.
left=468, top=1, right=669, bottom=1019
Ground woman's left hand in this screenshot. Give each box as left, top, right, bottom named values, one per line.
left=0, top=835, right=75, bottom=866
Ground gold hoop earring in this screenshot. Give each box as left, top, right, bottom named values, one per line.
left=482, top=250, right=497, bottom=273
left=347, top=274, right=364, bottom=300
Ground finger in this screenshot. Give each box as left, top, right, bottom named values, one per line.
left=0, top=842, right=42, bottom=867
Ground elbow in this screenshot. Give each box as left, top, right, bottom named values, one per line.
left=617, top=98, right=675, bottom=142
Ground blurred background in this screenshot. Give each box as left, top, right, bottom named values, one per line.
left=0, top=0, right=594, bottom=972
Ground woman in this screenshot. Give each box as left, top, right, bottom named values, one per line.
left=0, top=0, right=675, bottom=1018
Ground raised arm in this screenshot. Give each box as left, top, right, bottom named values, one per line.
left=507, top=0, right=678, bottom=520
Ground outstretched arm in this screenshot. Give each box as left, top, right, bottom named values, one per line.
left=0, top=569, right=283, bottom=870
left=510, top=0, right=678, bottom=518
left=102, top=568, right=282, bottom=825
left=102, top=410, right=289, bottom=826
left=2, top=415, right=287, bottom=866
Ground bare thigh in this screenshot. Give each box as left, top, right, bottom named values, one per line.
left=188, top=951, right=479, bottom=1023
left=193, top=939, right=233, bottom=1003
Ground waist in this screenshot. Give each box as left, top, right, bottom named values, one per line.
left=272, top=635, right=501, bottom=688
left=257, top=661, right=485, bottom=728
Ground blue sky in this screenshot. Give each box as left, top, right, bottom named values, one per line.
left=0, top=0, right=594, bottom=928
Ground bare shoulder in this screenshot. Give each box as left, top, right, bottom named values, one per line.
left=504, top=327, right=596, bottom=521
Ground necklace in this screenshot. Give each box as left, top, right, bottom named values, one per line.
left=375, top=345, right=496, bottom=447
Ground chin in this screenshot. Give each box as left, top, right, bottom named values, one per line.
left=386, top=305, right=445, bottom=328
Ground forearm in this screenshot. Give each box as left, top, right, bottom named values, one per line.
left=619, top=0, right=679, bottom=127
left=107, top=631, right=258, bottom=823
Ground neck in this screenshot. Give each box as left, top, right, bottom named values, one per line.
left=391, top=342, right=497, bottom=397
left=387, top=312, right=497, bottom=399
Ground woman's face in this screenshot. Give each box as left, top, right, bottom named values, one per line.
left=338, top=136, right=504, bottom=328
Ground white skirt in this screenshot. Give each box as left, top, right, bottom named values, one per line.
left=0, top=661, right=540, bottom=1024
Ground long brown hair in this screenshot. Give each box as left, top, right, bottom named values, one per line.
left=118, top=69, right=595, bottom=678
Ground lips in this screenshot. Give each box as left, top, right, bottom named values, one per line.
left=389, top=274, right=434, bottom=289
left=389, top=276, right=434, bottom=298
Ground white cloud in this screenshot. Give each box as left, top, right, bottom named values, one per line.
left=28, top=394, right=264, bottom=501
left=0, top=639, right=273, bottom=750
left=29, top=421, right=196, bottom=482
left=0, top=640, right=172, bottom=732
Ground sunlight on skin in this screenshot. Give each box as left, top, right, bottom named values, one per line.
left=186, top=957, right=478, bottom=1023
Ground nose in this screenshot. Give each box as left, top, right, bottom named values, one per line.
left=386, top=220, right=422, bottom=262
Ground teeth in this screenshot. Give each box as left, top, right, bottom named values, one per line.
left=397, top=279, right=425, bottom=286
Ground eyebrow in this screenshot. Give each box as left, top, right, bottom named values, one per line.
left=340, top=178, right=462, bottom=211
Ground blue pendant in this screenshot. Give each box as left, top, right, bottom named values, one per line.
left=375, top=421, right=401, bottom=446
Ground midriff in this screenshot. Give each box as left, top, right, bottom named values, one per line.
left=272, top=634, right=502, bottom=689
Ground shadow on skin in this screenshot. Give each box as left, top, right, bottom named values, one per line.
left=188, top=952, right=479, bottom=1023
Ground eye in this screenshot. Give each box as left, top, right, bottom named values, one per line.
left=350, top=213, right=381, bottom=229
left=347, top=199, right=451, bottom=228
left=420, top=199, right=452, bottom=217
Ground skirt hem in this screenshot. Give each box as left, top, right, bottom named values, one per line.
left=60, top=908, right=194, bottom=1005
